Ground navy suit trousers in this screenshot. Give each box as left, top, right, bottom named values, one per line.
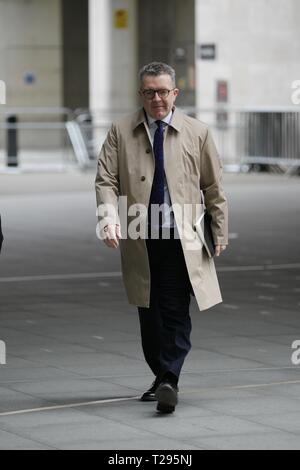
left=138, top=229, right=192, bottom=384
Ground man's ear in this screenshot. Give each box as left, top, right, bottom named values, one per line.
left=173, top=88, right=180, bottom=103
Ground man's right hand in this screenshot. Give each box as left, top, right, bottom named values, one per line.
left=102, top=224, right=122, bottom=249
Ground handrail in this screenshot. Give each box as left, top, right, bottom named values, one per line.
left=0, top=107, right=75, bottom=120
left=74, top=106, right=300, bottom=117
left=0, top=107, right=299, bottom=173
left=0, top=123, right=67, bottom=130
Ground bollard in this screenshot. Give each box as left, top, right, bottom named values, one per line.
left=6, top=115, right=18, bottom=167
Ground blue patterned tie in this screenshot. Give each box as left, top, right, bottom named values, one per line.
left=148, top=120, right=165, bottom=227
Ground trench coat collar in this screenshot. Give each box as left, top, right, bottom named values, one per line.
left=132, top=106, right=184, bottom=133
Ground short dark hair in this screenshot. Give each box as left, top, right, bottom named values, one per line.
left=139, top=62, right=176, bottom=87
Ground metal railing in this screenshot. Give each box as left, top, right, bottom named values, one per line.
left=238, top=109, right=300, bottom=169
left=74, top=107, right=300, bottom=173
left=1, top=107, right=300, bottom=173
left=190, top=107, right=300, bottom=172
left=0, top=108, right=91, bottom=171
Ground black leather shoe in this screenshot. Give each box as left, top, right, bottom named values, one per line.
left=140, top=378, right=160, bottom=402
left=155, top=381, right=178, bottom=414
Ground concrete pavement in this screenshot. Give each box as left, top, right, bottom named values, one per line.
left=0, top=171, right=300, bottom=450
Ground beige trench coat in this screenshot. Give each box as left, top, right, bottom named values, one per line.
left=95, top=107, right=228, bottom=311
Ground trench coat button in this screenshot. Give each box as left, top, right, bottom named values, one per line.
left=146, top=149, right=151, bottom=154
left=141, top=176, right=146, bottom=182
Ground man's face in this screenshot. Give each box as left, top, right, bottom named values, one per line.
left=139, top=74, right=179, bottom=120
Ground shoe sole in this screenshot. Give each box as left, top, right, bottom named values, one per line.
left=157, top=402, right=175, bottom=414
left=140, top=395, right=157, bottom=402
left=155, top=383, right=178, bottom=408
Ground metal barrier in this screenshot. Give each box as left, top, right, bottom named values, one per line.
left=74, top=107, right=300, bottom=173
left=0, top=108, right=90, bottom=171
left=65, top=121, right=90, bottom=169
left=238, top=109, right=300, bottom=170
left=1, top=107, right=300, bottom=173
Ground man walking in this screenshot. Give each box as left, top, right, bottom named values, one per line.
left=95, top=62, right=228, bottom=414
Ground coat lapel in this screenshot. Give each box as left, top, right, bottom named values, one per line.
left=130, top=106, right=186, bottom=208
left=164, top=108, right=185, bottom=205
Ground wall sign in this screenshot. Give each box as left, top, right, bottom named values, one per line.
left=114, top=9, right=128, bottom=29
left=217, top=80, right=228, bottom=103
left=23, top=72, right=36, bottom=85
left=199, top=44, right=216, bottom=60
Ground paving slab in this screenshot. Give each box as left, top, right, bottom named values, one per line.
left=0, top=172, right=300, bottom=449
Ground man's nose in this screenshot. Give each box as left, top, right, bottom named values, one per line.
left=153, top=92, right=162, bottom=101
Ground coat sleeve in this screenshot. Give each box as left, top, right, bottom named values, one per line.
left=95, top=123, right=120, bottom=229
left=200, top=128, right=229, bottom=246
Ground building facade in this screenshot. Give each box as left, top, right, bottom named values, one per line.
left=0, top=0, right=299, bottom=113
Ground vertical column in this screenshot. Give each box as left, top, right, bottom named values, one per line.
left=62, top=0, right=89, bottom=110
left=89, top=0, right=138, bottom=118
left=137, top=0, right=195, bottom=109
left=89, top=0, right=112, bottom=115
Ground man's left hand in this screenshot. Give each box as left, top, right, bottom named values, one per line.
left=215, top=245, right=227, bottom=257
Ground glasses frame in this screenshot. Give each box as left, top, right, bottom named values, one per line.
left=141, top=88, right=176, bottom=100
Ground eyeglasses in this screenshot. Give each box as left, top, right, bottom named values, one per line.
left=141, top=89, right=176, bottom=100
